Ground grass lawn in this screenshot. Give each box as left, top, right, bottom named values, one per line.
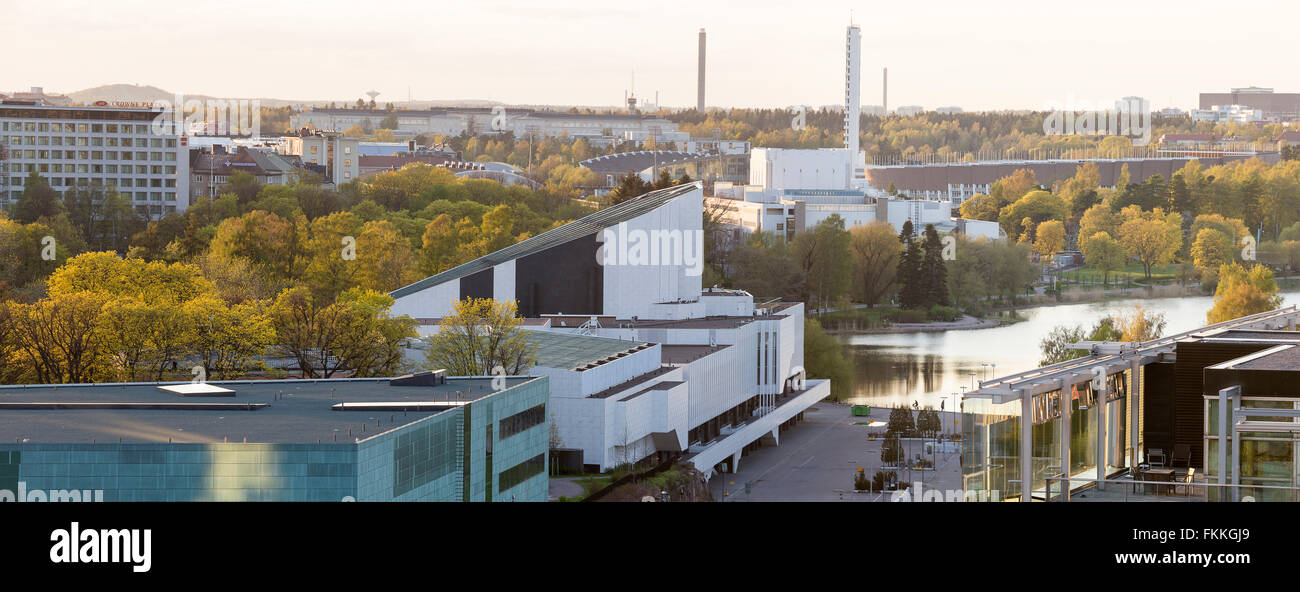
left=1061, top=262, right=1181, bottom=283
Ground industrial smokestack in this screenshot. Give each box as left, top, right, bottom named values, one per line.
left=883, top=67, right=888, bottom=114
left=697, top=28, right=706, bottom=111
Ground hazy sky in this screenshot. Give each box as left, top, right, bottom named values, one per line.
left=6, top=0, right=1299, bottom=111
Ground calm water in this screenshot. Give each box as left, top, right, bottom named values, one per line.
left=841, top=291, right=1300, bottom=409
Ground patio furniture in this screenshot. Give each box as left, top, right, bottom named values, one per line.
left=1171, top=444, right=1191, bottom=468
left=1146, top=468, right=1175, bottom=495
left=1176, top=467, right=1197, bottom=497
left=1130, top=468, right=1145, bottom=494
left=1147, top=448, right=1166, bottom=468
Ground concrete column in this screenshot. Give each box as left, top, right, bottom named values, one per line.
left=1130, top=360, right=1141, bottom=468
left=1019, top=388, right=1032, bottom=503
left=1058, top=378, right=1071, bottom=499
left=1094, top=367, right=1107, bottom=491
left=730, top=451, right=742, bottom=474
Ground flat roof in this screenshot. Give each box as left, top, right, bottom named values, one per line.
left=661, top=344, right=729, bottom=364
left=526, top=330, right=651, bottom=371
left=1218, top=344, right=1300, bottom=371
left=0, top=376, right=536, bottom=444
left=588, top=367, right=676, bottom=399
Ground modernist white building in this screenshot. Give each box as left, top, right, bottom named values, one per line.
left=391, top=183, right=829, bottom=478
left=707, top=148, right=1002, bottom=240
left=0, top=101, right=190, bottom=219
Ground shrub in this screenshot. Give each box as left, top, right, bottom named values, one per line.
left=890, top=308, right=929, bottom=323
left=928, top=305, right=960, bottom=322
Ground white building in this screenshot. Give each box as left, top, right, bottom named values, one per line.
left=896, top=105, right=925, bottom=117
left=0, top=101, right=189, bottom=219
left=281, top=132, right=360, bottom=184
left=1192, top=104, right=1266, bottom=124
left=390, top=183, right=829, bottom=478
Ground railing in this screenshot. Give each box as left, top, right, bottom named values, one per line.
left=1042, top=474, right=1300, bottom=502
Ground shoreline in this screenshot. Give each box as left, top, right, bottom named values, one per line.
left=822, top=283, right=1212, bottom=335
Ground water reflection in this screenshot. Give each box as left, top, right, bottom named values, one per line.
left=841, top=292, right=1300, bottom=408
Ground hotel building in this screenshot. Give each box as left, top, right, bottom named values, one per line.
left=0, top=101, right=189, bottom=219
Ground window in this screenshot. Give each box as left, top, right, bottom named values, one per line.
left=497, top=454, right=545, bottom=492
left=498, top=404, right=545, bottom=440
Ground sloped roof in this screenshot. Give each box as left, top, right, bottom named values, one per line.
left=389, top=182, right=700, bottom=299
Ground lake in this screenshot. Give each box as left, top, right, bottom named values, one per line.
left=839, top=291, right=1300, bottom=409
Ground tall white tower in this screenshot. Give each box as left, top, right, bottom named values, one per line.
left=844, top=25, right=862, bottom=178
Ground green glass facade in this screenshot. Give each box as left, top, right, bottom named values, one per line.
left=0, top=377, right=550, bottom=503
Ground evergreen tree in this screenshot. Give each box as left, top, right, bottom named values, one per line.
left=897, top=227, right=923, bottom=309
left=920, top=224, right=950, bottom=307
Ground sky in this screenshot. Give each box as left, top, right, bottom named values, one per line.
left=5, top=0, right=1300, bottom=111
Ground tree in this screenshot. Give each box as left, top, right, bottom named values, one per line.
left=989, top=169, right=1037, bottom=205
left=958, top=193, right=1002, bottom=222
left=1207, top=262, right=1283, bottom=324
left=998, top=190, right=1067, bottom=243
left=1190, top=227, right=1234, bottom=279
left=803, top=318, right=851, bottom=400
left=897, top=221, right=923, bottom=308
left=1032, top=219, right=1065, bottom=258
left=886, top=407, right=916, bottom=439
left=1039, top=324, right=1086, bottom=366
left=1078, top=203, right=1119, bottom=243
left=792, top=215, right=851, bottom=311
left=355, top=220, right=420, bottom=293
left=270, top=287, right=416, bottom=379
left=848, top=221, right=901, bottom=307
left=1113, top=305, right=1167, bottom=342
left=210, top=210, right=302, bottom=281
left=183, top=295, right=273, bottom=380
left=6, top=292, right=106, bottom=384
left=609, top=173, right=652, bottom=204
left=1079, top=231, right=1126, bottom=285
left=14, top=172, right=63, bottom=223
left=423, top=298, right=536, bottom=375
left=46, top=251, right=214, bottom=306
left=1117, top=209, right=1182, bottom=279
left=420, top=214, right=459, bottom=274
left=919, top=224, right=950, bottom=307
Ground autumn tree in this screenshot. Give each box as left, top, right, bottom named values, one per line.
left=1033, top=220, right=1065, bottom=258
left=1117, top=208, right=1182, bottom=279
left=1079, top=231, right=1126, bottom=285
left=1207, top=262, right=1283, bottom=324
left=1190, top=228, right=1235, bottom=279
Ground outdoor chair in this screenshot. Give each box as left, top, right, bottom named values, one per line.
left=1147, top=448, right=1166, bottom=467
left=1177, top=468, right=1197, bottom=497
left=1171, top=444, right=1191, bottom=468
left=1130, top=469, right=1144, bottom=495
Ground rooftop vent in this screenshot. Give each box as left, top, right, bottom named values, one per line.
left=157, top=383, right=236, bottom=397
left=389, top=369, right=447, bottom=387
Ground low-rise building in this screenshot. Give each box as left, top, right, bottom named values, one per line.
left=0, top=374, right=551, bottom=502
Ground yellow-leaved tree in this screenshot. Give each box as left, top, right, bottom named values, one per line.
left=424, top=298, right=536, bottom=376
left=1207, top=262, right=1283, bottom=324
